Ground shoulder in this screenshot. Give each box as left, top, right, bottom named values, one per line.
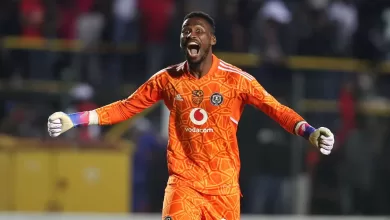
left=217, top=59, right=256, bottom=82
left=216, top=59, right=257, bottom=90
left=148, top=61, right=186, bottom=83
left=162, top=62, right=187, bottom=79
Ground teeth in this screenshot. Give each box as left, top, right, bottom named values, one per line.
left=187, top=41, right=199, bottom=56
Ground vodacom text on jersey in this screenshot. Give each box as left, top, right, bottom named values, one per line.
left=187, top=108, right=214, bottom=133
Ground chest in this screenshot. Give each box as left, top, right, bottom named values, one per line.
left=163, top=79, right=238, bottom=113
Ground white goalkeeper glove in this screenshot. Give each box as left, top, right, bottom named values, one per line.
left=308, top=127, right=334, bottom=155
left=47, top=112, right=75, bottom=137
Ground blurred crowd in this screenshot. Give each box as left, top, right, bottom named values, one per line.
left=1, top=0, right=390, bottom=81
left=1, top=0, right=390, bottom=216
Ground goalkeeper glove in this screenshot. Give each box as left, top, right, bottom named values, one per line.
left=47, top=111, right=97, bottom=137
left=297, top=122, right=335, bottom=155
left=308, top=127, right=334, bottom=155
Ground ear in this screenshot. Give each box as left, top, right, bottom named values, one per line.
left=211, top=35, right=217, bottom=46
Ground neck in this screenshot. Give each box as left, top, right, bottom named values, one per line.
left=188, top=53, right=213, bottom=79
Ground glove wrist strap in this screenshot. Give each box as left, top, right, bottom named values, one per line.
left=296, top=121, right=316, bottom=140
left=68, top=112, right=90, bottom=127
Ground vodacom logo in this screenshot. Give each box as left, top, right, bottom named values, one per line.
left=189, top=108, right=208, bottom=125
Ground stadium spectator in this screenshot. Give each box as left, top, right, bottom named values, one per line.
left=336, top=80, right=357, bottom=149
left=139, top=0, right=174, bottom=78
left=72, top=2, right=105, bottom=84
left=20, top=0, right=45, bottom=38
left=327, top=0, right=357, bottom=56
left=109, top=0, right=138, bottom=86
left=128, top=117, right=166, bottom=212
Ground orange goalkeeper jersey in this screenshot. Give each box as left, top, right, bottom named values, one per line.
left=95, top=54, right=304, bottom=195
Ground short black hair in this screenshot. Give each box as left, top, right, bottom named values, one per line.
left=183, top=11, right=215, bottom=34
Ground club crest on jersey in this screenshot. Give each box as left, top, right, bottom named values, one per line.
left=189, top=108, right=208, bottom=125
left=192, top=90, right=204, bottom=105
left=210, top=92, right=223, bottom=106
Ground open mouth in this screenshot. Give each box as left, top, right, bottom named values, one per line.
left=187, top=42, right=200, bottom=57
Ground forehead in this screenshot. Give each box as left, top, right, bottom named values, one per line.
left=182, top=17, right=211, bottom=29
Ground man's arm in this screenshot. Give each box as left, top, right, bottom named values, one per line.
left=93, top=76, right=163, bottom=125
left=48, top=72, right=164, bottom=137
left=243, top=79, right=334, bottom=154
left=243, top=79, right=309, bottom=136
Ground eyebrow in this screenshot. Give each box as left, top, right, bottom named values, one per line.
left=182, top=22, right=206, bottom=28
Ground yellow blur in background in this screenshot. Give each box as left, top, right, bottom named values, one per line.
left=0, top=135, right=133, bottom=213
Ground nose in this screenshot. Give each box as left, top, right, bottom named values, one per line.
left=185, top=30, right=197, bottom=39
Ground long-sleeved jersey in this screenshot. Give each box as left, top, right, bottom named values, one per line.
left=95, top=54, right=305, bottom=195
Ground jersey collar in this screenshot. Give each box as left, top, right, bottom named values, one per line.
left=184, top=54, right=219, bottom=80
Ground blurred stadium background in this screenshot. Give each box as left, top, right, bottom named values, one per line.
left=1, top=0, right=390, bottom=219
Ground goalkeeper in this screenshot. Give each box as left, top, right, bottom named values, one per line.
left=47, top=11, right=334, bottom=220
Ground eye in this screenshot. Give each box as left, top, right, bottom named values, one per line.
left=196, top=28, right=202, bottom=33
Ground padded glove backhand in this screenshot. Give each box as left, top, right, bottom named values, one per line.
left=47, top=112, right=75, bottom=137
left=309, top=127, right=334, bottom=155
